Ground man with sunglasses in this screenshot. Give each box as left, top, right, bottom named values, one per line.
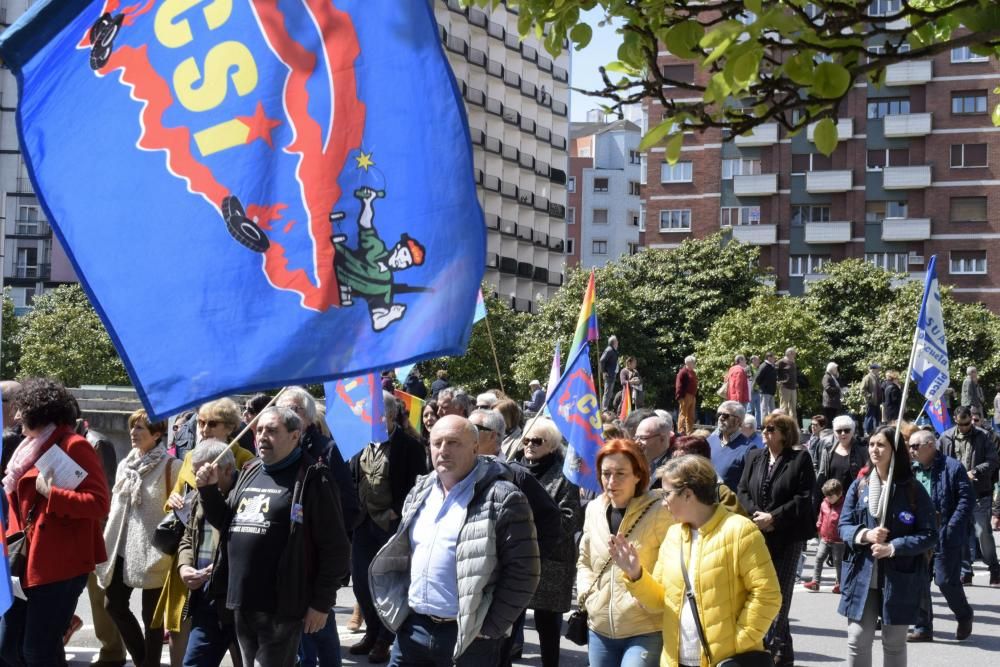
left=908, top=429, right=975, bottom=642
left=708, top=400, right=759, bottom=492
left=938, top=405, right=1000, bottom=586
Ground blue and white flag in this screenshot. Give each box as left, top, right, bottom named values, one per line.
left=324, top=374, right=388, bottom=461
left=0, top=0, right=485, bottom=419
left=911, top=256, right=949, bottom=402
left=545, top=343, right=604, bottom=493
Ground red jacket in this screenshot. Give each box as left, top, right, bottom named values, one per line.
left=6, top=426, right=110, bottom=588
left=726, top=365, right=750, bottom=404
left=675, top=366, right=698, bottom=399
left=816, top=496, right=844, bottom=543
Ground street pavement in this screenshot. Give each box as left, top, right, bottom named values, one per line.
left=65, top=540, right=1000, bottom=666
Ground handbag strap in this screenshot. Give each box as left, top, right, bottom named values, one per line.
left=582, top=499, right=658, bottom=604
left=679, top=538, right=714, bottom=665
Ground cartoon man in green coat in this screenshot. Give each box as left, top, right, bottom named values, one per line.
left=332, top=186, right=426, bottom=331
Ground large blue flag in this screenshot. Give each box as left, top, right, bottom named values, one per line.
left=0, top=0, right=485, bottom=419
left=323, top=374, right=388, bottom=461
left=545, top=343, right=604, bottom=493
left=911, top=256, right=949, bottom=402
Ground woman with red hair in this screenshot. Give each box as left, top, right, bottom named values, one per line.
left=576, top=439, right=673, bottom=667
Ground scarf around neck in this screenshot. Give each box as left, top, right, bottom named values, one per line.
left=112, top=442, right=168, bottom=507
left=2, top=423, right=58, bottom=495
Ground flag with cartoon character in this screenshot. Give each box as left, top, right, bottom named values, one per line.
left=0, top=0, right=485, bottom=419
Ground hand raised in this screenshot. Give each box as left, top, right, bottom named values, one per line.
left=608, top=535, right=641, bottom=581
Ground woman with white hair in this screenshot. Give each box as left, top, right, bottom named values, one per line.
left=815, top=415, right=868, bottom=510
left=822, top=362, right=843, bottom=426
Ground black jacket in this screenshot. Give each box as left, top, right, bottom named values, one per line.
left=200, top=453, right=350, bottom=618
left=737, top=447, right=817, bottom=550
left=403, top=376, right=427, bottom=399
left=883, top=382, right=902, bottom=421
left=939, top=425, right=1000, bottom=498
left=349, top=426, right=429, bottom=529
left=599, top=345, right=619, bottom=378
left=756, top=362, right=777, bottom=395
left=301, top=425, right=361, bottom=531
left=430, top=379, right=450, bottom=399
left=498, top=459, right=562, bottom=556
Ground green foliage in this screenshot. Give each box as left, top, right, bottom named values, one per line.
left=693, top=293, right=832, bottom=416
left=17, top=285, right=129, bottom=387
left=1, top=290, right=20, bottom=379
left=512, top=234, right=767, bottom=406
left=418, top=287, right=529, bottom=398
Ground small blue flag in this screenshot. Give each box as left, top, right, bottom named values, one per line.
left=545, top=343, right=604, bottom=493
left=323, top=374, right=388, bottom=461
left=0, top=0, right=485, bottom=419
left=924, top=399, right=952, bottom=435
left=911, top=256, right=949, bottom=403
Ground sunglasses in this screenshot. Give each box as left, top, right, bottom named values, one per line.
left=522, top=437, right=545, bottom=446
left=835, top=428, right=852, bottom=434
left=474, top=424, right=494, bottom=433
left=717, top=413, right=737, bottom=420
left=197, top=419, right=220, bottom=429
left=909, top=443, right=923, bottom=450
left=763, top=425, right=777, bottom=433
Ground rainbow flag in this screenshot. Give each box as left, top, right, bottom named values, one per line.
left=569, top=270, right=599, bottom=357
left=394, top=390, right=425, bottom=432
left=618, top=384, right=632, bottom=422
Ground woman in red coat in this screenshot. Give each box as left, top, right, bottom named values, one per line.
left=0, top=378, right=110, bottom=666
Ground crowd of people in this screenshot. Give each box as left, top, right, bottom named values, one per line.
left=0, top=345, right=997, bottom=667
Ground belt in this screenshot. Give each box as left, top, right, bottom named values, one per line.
left=425, top=614, right=457, bottom=624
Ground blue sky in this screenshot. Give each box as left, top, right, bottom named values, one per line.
left=569, top=9, right=623, bottom=122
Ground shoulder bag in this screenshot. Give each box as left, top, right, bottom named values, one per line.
left=7, top=502, right=39, bottom=579
left=151, top=461, right=185, bottom=556
left=564, top=500, right=656, bottom=646
left=679, top=541, right=772, bottom=667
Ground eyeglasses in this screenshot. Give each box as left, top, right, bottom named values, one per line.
left=835, top=429, right=852, bottom=434
left=197, top=419, right=220, bottom=429
left=763, top=425, right=777, bottom=433
left=522, top=437, right=545, bottom=446
left=474, top=424, right=494, bottom=433
left=810, top=422, right=821, bottom=428
left=663, top=486, right=685, bottom=498
left=634, top=434, right=661, bottom=442
left=909, top=443, right=923, bottom=451
left=476, top=405, right=491, bottom=410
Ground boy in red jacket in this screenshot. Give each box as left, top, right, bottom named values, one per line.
left=804, top=479, right=845, bottom=592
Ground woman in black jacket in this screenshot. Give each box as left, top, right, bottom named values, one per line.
left=737, top=412, right=817, bottom=667
left=883, top=370, right=903, bottom=424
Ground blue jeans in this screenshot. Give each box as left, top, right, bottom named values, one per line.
left=388, top=614, right=501, bottom=667
left=299, top=610, right=341, bottom=667
left=587, top=629, right=662, bottom=667
left=863, top=404, right=881, bottom=436
left=183, top=589, right=236, bottom=667
left=963, top=495, right=999, bottom=576
left=914, top=556, right=972, bottom=635
left=0, top=573, right=87, bottom=667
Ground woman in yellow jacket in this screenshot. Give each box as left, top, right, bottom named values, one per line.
left=611, top=454, right=781, bottom=667
left=578, top=438, right=674, bottom=667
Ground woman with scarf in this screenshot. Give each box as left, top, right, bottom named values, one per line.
left=0, top=378, right=111, bottom=666
left=98, top=409, right=181, bottom=667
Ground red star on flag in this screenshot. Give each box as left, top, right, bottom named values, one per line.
left=237, top=102, right=282, bottom=149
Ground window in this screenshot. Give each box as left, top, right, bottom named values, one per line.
left=866, top=253, right=909, bottom=272
left=567, top=176, right=576, bottom=193
left=639, top=209, right=646, bottom=232
left=866, top=97, right=910, bottom=119
left=629, top=150, right=641, bottom=165
left=15, top=247, right=38, bottom=278
left=950, top=250, right=987, bottom=274
left=661, top=161, right=693, bottom=183
left=951, top=91, right=988, bottom=115
left=868, top=0, right=901, bottom=16
left=791, top=153, right=832, bottom=172
left=866, top=148, right=909, bottom=170
left=662, top=63, right=695, bottom=85
left=639, top=154, right=648, bottom=185
left=593, top=177, right=609, bottom=192
left=866, top=200, right=908, bottom=222
left=720, top=206, right=761, bottom=226
left=628, top=242, right=641, bottom=255
left=566, top=207, right=575, bottom=224
left=592, top=240, right=608, bottom=255
left=789, top=255, right=831, bottom=276
left=592, top=209, right=609, bottom=224
left=659, top=209, right=692, bottom=231
left=951, top=46, right=989, bottom=63
left=950, top=197, right=988, bottom=223
left=950, top=143, right=988, bottom=168
left=791, top=205, right=831, bottom=225
left=565, top=238, right=575, bottom=255
left=629, top=181, right=641, bottom=196
left=630, top=211, right=640, bottom=227
left=579, top=146, right=591, bottom=157
left=721, top=158, right=762, bottom=179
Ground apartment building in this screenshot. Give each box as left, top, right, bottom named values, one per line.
left=642, top=30, right=1000, bottom=310
left=435, top=0, right=570, bottom=313
left=566, top=116, right=643, bottom=268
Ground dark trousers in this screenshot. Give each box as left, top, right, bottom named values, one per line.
left=863, top=404, right=881, bottom=435
left=353, top=517, right=395, bottom=643
left=183, top=589, right=237, bottom=667
left=766, top=542, right=802, bottom=665
left=104, top=557, right=163, bottom=667
left=532, top=610, right=562, bottom=667
left=915, top=554, right=973, bottom=635
left=497, top=611, right=526, bottom=667
left=299, top=609, right=341, bottom=667
left=388, top=614, right=501, bottom=667
left=234, top=609, right=303, bottom=667
left=823, top=407, right=841, bottom=428
left=0, top=573, right=87, bottom=667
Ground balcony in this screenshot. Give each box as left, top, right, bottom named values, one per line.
left=805, top=169, right=853, bottom=193
left=882, top=165, right=932, bottom=190
left=733, top=173, right=778, bottom=196
left=803, top=273, right=830, bottom=286
left=10, top=220, right=52, bottom=238
left=13, top=263, right=50, bottom=280
left=884, top=60, right=933, bottom=86
left=881, top=217, right=932, bottom=241
left=730, top=224, right=777, bottom=245
left=733, top=123, right=779, bottom=147
left=891, top=271, right=926, bottom=287
left=882, top=112, right=932, bottom=138
left=804, top=221, right=852, bottom=244
left=807, top=119, right=854, bottom=142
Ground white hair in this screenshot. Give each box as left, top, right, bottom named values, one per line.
left=382, top=391, right=398, bottom=423
left=653, top=409, right=674, bottom=434
left=743, top=414, right=758, bottom=429
left=967, top=366, right=978, bottom=375
left=476, top=392, right=499, bottom=408
left=718, top=400, right=746, bottom=419
left=470, top=408, right=506, bottom=440
left=684, top=355, right=696, bottom=365
left=524, top=417, right=562, bottom=448
left=277, top=386, right=317, bottom=423
left=190, top=438, right=236, bottom=471
left=832, top=415, right=855, bottom=433
left=826, top=362, right=838, bottom=374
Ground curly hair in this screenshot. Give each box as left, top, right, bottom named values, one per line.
left=14, top=378, right=79, bottom=429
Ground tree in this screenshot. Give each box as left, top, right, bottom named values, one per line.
left=1, top=289, right=20, bottom=379
left=694, top=293, right=832, bottom=417
left=473, top=0, right=1000, bottom=157
left=18, top=284, right=129, bottom=387
left=418, top=287, right=529, bottom=398
left=512, top=234, right=766, bottom=406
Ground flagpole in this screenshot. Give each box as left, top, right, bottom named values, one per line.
left=880, top=315, right=921, bottom=528
left=210, top=386, right=290, bottom=465
left=481, top=307, right=505, bottom=394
